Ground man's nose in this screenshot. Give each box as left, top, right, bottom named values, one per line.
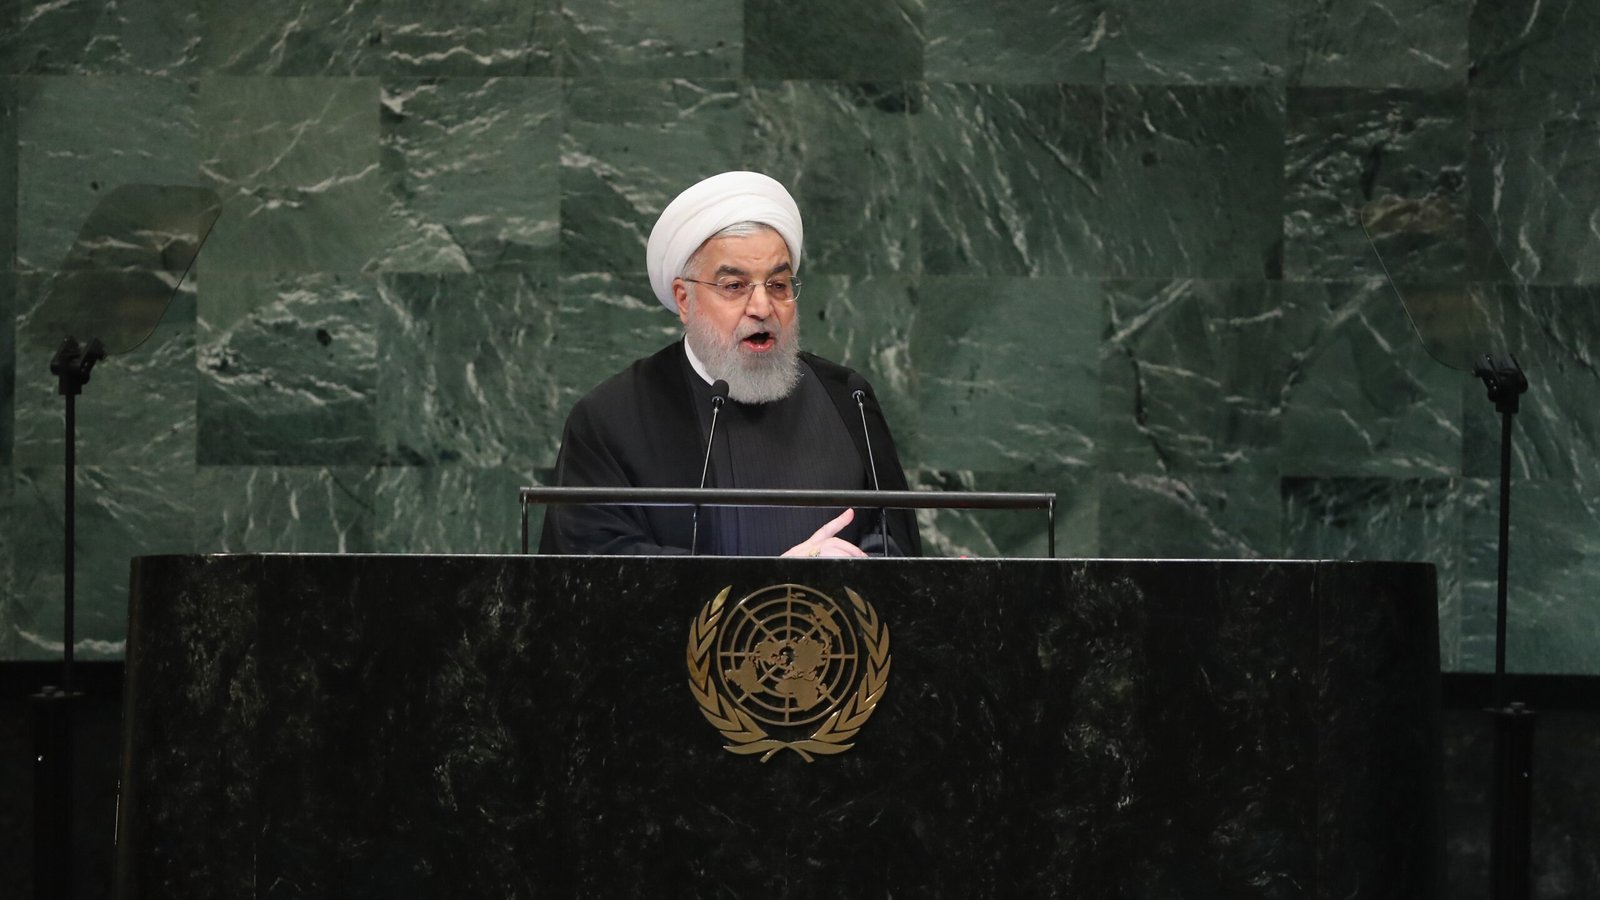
left=744, top=282, right=774, bottom=317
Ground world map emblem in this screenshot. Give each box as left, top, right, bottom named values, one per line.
left=686, top=583, right=891, bottom=762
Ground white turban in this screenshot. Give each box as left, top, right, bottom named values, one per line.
left=646, top=171, right=804, bottom=312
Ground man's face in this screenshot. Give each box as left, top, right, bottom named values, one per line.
left=674, top=228, right=802, bottom=403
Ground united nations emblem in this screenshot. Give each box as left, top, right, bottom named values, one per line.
left=686, top=583, right=891, bottom=762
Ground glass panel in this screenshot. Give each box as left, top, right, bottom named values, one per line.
left=27, top=185, right=222, bottom=355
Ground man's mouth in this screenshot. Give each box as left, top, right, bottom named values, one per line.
left=741, top=331, right=776, bottom=352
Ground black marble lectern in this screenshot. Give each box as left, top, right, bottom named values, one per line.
left=116, top=555, right=1439, bottom=898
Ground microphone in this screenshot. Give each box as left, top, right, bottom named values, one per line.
left=691, top=379, right=729, bottom=555
left=847, top=374, right=890, bottom=557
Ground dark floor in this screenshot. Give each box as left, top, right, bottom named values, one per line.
left=3, top=663, right=1596, bottom=899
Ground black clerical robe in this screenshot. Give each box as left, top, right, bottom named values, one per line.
left=538, top=341, right=920, bottom=556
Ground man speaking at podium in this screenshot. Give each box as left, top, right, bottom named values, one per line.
left=539, top=171, right=921, bottom=558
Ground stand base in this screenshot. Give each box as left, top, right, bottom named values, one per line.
left=33, top=687, right=80, bottom=900
left=1490, top=702, right=1536, bottom=900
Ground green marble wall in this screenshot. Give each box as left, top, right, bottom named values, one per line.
left=1, top=1, right=1596, bottom=674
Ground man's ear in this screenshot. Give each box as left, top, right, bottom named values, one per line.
left=673, top=279, right=691, bottom=325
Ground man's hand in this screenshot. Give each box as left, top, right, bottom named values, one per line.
left=782, top=508, right=868, bottom=558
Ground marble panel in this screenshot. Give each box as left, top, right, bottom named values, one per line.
left=1101, top=278, right=1289, bottom=475
left=550, top=272, right=683, bottom=422
left=559, top=79, right=746, bottom=273
left=3, top=466, right=61, bottom=661
left=1461, top=284, right=1600, bottom=483
left=4, top=464, right=195, bottom=660
left=743, top=0, right=923, bottom=81
left=379, top=0, right=558, bottom=76
left=0, top=77, right=13, bottom=268
left=560, top=0, right=740, bottom=78
left=196, top=271, right=379, bottom=466
left=790, top=274, right=916, bottom=442
left=0, top=272, right=11, bottom=467
left=1278, top=280, right=1463, bottom=477
left=198, top=0, right=383, bottom=76
left=1469, top=0, right=1600, bottom=92
left=1098, top=472, right=1282, bottom=559
left=916, top=84, right=1101, bottom=277
left=376, top=77, right=561, bottom=273
left=12, top=278, right=197, bottom=468
left=0, top=3, right=14, bottom=72
left=1, top=81, right=11, bottom=466
left=1288, top=0, right=1468, bottom=88
left=1101, top=86, right=1285, bottom=279
left=15, top=75, right=198, bottom=271
left=0, top=0, right=198, bottom=75
left=923, top=0, right=1103, bottom=83
left=373, top=466, right=536, bottom=554
left=907, top=276, right=1099, bottom=474
left=1102, top=0, right=1288, bottom=85
left=194, top=466, right=377, bottom=554
left=0, top=0, right=1588, bottom=688
left=1281, top=476, right=1465, bottom=669
left=0, top=470, right=13, bottom=645
left=375, top=270, right=560, bottom=467
left=1284, top=88, right=1468, bottom=281
left=198, top=76, right=386, bottom=273
left=1471, top=88, right=1600, bottom=285
left=743, top=82, right=919, bottom=277
left=1455, top=478, right=1496, bottom=672
left=1464, top=479, right=1600, bottom=674
left=911, top=465, right=1096, bottom=559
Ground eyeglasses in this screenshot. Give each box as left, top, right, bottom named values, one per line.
left=681, top=276, right=801, bottom=304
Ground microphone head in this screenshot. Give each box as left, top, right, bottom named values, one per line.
left=710, top=379, right=730, bottom=407
left=846, top=373, right=871, bottom=404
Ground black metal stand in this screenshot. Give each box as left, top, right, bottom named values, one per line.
left=34, top=336, right=105, bottom=900
left=1473, top=354, right=1534, bottom=900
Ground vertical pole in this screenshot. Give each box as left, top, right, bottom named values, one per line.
left=64, top=390, right=76, bottom=696
left=1493, top=407, right=1512, bottom=708
left=63, top=387, right=77, bottom=900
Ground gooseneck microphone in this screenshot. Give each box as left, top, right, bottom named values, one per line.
left=691, top=379, right=730, bottom=556
left=848, top=374, right=891, bottom=557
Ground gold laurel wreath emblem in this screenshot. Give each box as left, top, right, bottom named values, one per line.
left=686, top=585, right=891, bottom=763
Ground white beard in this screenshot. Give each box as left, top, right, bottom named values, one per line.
left=683, top=299, right=803, bottom=404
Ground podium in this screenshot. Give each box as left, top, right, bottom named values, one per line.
left=116, top=555, right=1440, bottom=898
